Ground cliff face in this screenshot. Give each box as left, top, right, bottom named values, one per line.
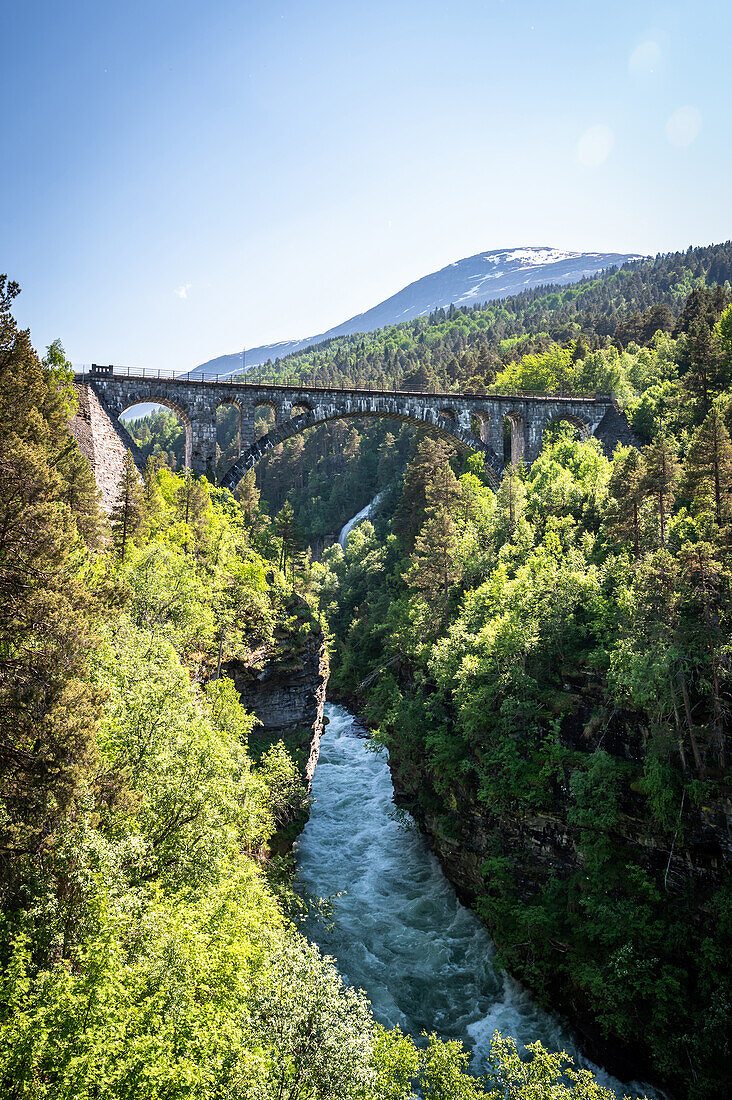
left=223, top=623, right=329, bottom=789
left=384, top=693, right=731, bottom=1094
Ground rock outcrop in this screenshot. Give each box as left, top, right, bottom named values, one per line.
left=224, top=622, right=329, bottom=788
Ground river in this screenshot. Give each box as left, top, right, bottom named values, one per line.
left=294, top=702, right=661, bottom=1098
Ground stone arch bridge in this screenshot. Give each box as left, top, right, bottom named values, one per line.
left=78, top=369, right=622, bottom=491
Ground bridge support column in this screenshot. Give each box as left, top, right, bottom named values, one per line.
left=190, top=409, right=217, bottom=476
left=241, top=402, right=257, bottom=453
left=525, top=417, right=544, bottom=464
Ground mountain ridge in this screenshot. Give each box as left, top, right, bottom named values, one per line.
left=190, top=246, right=643, bottom=379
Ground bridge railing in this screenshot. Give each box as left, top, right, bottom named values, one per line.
left=73, top=364, right=613, bottom=403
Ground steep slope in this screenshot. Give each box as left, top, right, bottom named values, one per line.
left=191, top=246, right=641, bottom=379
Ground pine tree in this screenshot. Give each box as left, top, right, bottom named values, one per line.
left=425, top=458, right=462, bottom=515
left=408, top=504, right=461, bottom=614
left=274, top=499, right=300, bottom=576
left=685, top=406, right=732, bottom=527
left=110, top=449, right=144, bottom=560
left=608, top=446, right=647, bottom=557
left=642, top=434, right=680, bottom=547
left=0, top=278, right=102, bottom=880
left=393, top=437, right=456, bottom=546
left=235, top=468, right=260, bottom=522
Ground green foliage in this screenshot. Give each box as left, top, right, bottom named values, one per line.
left=484, top=1032, right=625, bottom=1099
left=0, top=283, right=104, bottom=895
left=317, top=400, right=732, bottom=1097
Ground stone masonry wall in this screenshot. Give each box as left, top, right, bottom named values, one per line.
left=69, top=383, right=142, bottom=512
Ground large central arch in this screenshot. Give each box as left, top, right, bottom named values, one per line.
left=220, top=405, right=503, bottom=490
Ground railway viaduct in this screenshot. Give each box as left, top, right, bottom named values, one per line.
left=76, top=366, right=624, bottom=492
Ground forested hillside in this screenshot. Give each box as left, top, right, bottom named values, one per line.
left=0, top=274, right=636, bottom=1097
left=126, top=241, right=732, bottom=545
left=246, top=242, right=732, bottom=392
left=312, top=274, right=732, bottom=1097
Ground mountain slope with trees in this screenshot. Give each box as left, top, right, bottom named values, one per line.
left=311, top=268, right=732, bottom=1099
left=191, top=246, right=641, bottom=379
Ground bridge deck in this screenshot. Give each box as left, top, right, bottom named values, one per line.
left=73, top=370, right=607, bottom=405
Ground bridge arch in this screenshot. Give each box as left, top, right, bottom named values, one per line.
left=470, top=409, right=492, bottom=444
left=288, top=399, right=314, bottom=417
left=538, top=411, right=592, bottom=448
left=221, top=404, right=501, bottom=491
left=502, top=410, right=526, bottom=465
left=215, top=396, right=245, bottom=474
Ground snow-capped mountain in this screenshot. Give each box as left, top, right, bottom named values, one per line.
left=190, top=246, right=643, bottom=379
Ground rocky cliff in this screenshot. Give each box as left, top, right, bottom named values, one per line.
left=223, top=617, right=329, bottom=789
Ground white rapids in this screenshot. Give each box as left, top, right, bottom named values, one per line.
left=294, top=703, right=662, bottom=1098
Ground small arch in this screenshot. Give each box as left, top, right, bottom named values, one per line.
left=289, top=399, right=314, bottom=418
left=502, top=412, right=525, bottom=465
left=254, top=401, right=278, bottom=441
left=471, top=410, right=491, bottom=444
left=439, top=407, right=458, bottom=423
left=216, top=397, right=243, bottom=476
left=119, top=396, right=192, bottom=469
left=540, top=413, right=590, bottom=447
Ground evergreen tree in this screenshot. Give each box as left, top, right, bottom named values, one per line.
left=408, top=504, right=461, bottom=614
left=44, top=340, right=103, bottom=549
left=0, top=277, right=102, bottom=884
left=394, top=437, right=456, bottom=546
left=685, top=406, right=732, bottom=527
left=274, top=499, right=300, bottom=576
left=110, top=449, right=144, bottom=560
left=235, top=468, right=261, bottom=522
left=608, top=446, right=646, bottom=557
left=425, top=459, right=462, bottom=515
left=642, top=433, right=680, bottom=546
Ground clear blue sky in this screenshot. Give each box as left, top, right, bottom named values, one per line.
left=2, top=0, right=730, bottom=372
